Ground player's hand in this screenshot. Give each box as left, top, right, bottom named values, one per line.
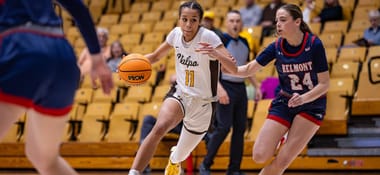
left=90, top=53, right=114, bottom=94
left=217, top=85, right=229, bottom=105
left=195, top=42, right=220, bottom=58
left=254, top=87, right=263, bottom=101
left=288, top=93, right=304, bottom=108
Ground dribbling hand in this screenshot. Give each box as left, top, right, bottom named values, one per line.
left=90, top=53, right=114, bottom=94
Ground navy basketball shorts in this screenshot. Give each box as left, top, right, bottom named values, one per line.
left=267, top=95, right=327, bottom=128
left=0, top=30, right=80, bottom=116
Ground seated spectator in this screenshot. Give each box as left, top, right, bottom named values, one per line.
left=311, top=0, right=342, bottom=23
left=302, top=0, right=321, bottom=24
left=106, top=41, right=128, bottom=72
left=78, top=27, right=111, bottom=76
left=239, top=0, right=262, bottom=27
left=259, top=0, right=286, bottom=37
left=362, top=10, right=380, bottom=46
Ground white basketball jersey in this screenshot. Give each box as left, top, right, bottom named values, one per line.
left=166, top=27, right=222, bottom=98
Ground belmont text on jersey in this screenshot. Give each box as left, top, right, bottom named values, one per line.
left=281, top=61, right=313, bottom=73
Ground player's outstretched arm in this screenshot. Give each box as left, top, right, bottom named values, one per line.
left=57, top=0, right=113, bottom=94
left=145, top=42, right=172, bottom=64
left=233, top=60, right=263, bottom=78
left=196, top=42, right=237, bottom=73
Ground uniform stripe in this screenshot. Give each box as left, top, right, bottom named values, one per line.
left=0, top=90, right=72, bottom=116
left=299, top=112, right=322, bottom=126
left=267, top=114, right=291, bottom=128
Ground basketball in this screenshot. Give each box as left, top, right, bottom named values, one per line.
left=118, top=53, right=152, bottom=85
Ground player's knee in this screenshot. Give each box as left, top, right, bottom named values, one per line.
left=252, top=149, right=271, bottom=164
left=151, top=123, right=170, bottom=137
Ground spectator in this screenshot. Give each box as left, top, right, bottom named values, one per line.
left=239, top=0, right=263, bottom=27
left=78, top=27, right=111, bottom=76
left=199, top=10, right=262, bottom=175
left=201, top=10, right=226, bottom=43
left=260, top=0, right=286, bottom=37
left=311, top=0, right=342, bottom=23
left=302, top=0, right=320, bottom=24
left=363, top=10, right=380, bottom=46
left=106, top=41, right=128, bottom=72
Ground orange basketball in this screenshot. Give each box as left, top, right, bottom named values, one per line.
left=118, top=53, right=152, bottom=85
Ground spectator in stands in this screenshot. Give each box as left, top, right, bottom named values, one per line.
left=201, top=10, right=226, bottom=43
left=302, top=0, right=320, bottom=24
left=106, top=41, right=128, bottom=72
left=260, top=0, right=286, bottom=37
left=228, top=4, right=329, bottom=175
left=363, top=10, right=380, bottom=46
left=139, top=74, right=183, bottom=174
left=311, top=0, right=342, bottom=23
left=240, top=0, right=263, bottom=27
left=78, top=27, right=111, bottom=76
left=199, top=10, right=262, bottom=175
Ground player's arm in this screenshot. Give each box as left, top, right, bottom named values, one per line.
left=145, top=42, right=172, bottom=64
left=57, top=0, right=113, bottom=94
left=57, top=0, right=100, bottom=55
left=232, top=60, right=263, bottom=77
left=196, top=42, right=237, bottom=73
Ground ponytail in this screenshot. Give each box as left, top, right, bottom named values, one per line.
left=300, top=20, right=312, bottom=34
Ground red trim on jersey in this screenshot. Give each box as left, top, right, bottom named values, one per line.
left=299, top=112, right=322, bottom=126
left=0, top=91, right=72, bottom=116
left=34, top=105, right=72, bottom=116
left=0, top=28, right=65, bottom=38
left=0, top=90, right=33, bottom=107
left=280, top=32, right=309, bottom=57
left=267, top=114, right=291, bottom=128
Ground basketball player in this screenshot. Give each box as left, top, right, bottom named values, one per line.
left=128, top=1, right=237, bottom=175
left=228, top=4, right=329, bottom=175
left=0, top=0, right=113, bottom=174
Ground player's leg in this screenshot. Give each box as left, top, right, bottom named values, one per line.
left=130, top=98, right=183, bottom=173
left=252, top=119, right=288, bottom=163
left=24, top=110, right=78, bottom=175
left=259, top=115, right=320, bottom=175
left=0, top=102, right=26, bottom=140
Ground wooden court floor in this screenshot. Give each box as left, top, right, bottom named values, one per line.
left=0, top=170, right=380, bottom=175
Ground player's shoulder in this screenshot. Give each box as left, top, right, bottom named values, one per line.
left=199, top=27, right=218, bottom=38
left=170, top=27, right=182, bottom=34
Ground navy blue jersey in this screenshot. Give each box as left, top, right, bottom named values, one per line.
left=0, top=0, right=61, bottom=30
left=0, top=0, right=100, bottom=54
left=256, top=32, right=328, bottom=95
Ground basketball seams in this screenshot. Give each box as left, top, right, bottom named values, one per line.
left=117, top=53, right=152, bottom=85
